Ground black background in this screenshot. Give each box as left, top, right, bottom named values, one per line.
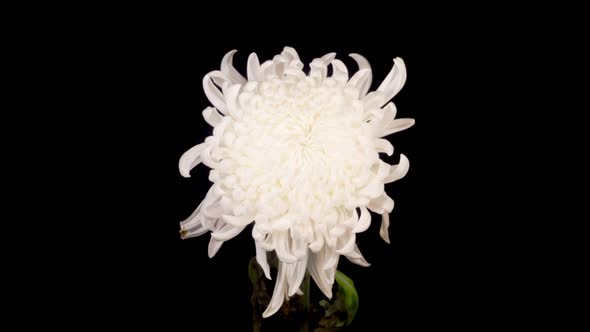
left=64, top=19, right=500, bottom=330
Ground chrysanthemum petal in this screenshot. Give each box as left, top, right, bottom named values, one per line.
left=255, top=243, right=272, bottom=279
left=380, top=118, right=415, bottom=137
left=179, top=143, right=205, bottom=178
left=330, top=59, right=348, bottom=84
left=287, top=254, right=308, bottom=296
left=211, top=224, right=246, bottom=241
left=367, top=192, right=395, bottom=214
left=208, top=237, right=223, bottom=258
left=353, top=207, right=371, bottom=233
left=262, top=261, right=287, bottom=318
left=220, top=50, right=247, bottom=85
left=377, top=57, right=407, bottom=102
left=380, top=213, right=391, bottom=244
left=203, top=73, right=228, bottom=114
left=346, top=69, right=371, bottom=95
left=308, top=252, right=333, bottom=299
left=202, top=107, right=224, bottom=127
left=221, top=214, right=254, bottom=227
left=384, top=154, right=410, bottom=183
left=349, top=53, right=372, bottom=96
left=375, top=138, right=394, bottom=156
left=247, top=53, right=263, bottom=82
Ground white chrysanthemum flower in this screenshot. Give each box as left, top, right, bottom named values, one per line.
left=180, top=47, right=414, bottom=318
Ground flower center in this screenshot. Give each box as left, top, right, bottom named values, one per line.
left=215, top=77, right=376, bottom=221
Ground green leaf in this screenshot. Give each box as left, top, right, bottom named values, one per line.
left=334, top=270, right=359, bottom=325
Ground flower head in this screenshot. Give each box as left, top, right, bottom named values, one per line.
left=180, top=47, right=414, bottom=317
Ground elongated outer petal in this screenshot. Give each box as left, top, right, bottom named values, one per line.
left=179, top=143, right=205, bottom=178
left=353, top=207, right=371, bottom=233
left=322, top=247, right=339, bottom=271
left=255, top=243, right=272, bottom=280
left=308, top=252, right=333, bottom=299
left=281, top=46, right=300, bottom=61
left=224, top=84, right=242, bottom=119
left=275, top=231, right=297, bottom=264
left=287, top=254, right=308, bottom=296
left=380, top=213, right=391, bottom=244
left=247, top=53, right=263, bottom=82
left=321, top=52, right=336, bottom=64
left=221, top=214, right=254, bottom=227
left=309, top=58, right=328, bottom=80
left=203, top=73, right=228, bottom=114
left=180, top=223, right=208, bottom=239
left=349, top=53, right=372, bottom=96
left=368, top=193, right=395, bottom=214
left=345, top=245, right=371, bottom=267
left=263, top=261, right=287, bottom=318
left=377, top=57, right=407, bottom=102
left=384, top=154, right=410, bottom=183
left=380, top=118, right=415, bottom=137
left=208, top=237, right=223, bottom=258
left=375, top=138, right=394, bottom=156
left=346, top=69, right=371, bottom=94
left=202, top=107, right=223, bottom=127
left=330, top=59, right=348, bottom=84
left=336, top=231, right=356, bottom=255
left=221, top=50, right=247, bottom=85
left=211, top=224, right=246, bottom=241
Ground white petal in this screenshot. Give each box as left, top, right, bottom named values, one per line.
left=202, top=107, right=223, bottom=127
left=308, top=252, right=333, bottom=299
left=180, top=200, right=203, bottom=228
left=275, top=232, right=297, bottom=263
left=346, top=69, right=371, bottom=94
left=221, top=214, right=254, bottom=227
left=260, top=60, right=277, bottom=79
left=308, top=235, right=324, bottom=252
left=359, top=178, right=385, bottom=199
left=384, top=154, right=410, bottom=183
left=281, top=46, right=300, bottom=61
left=382, top=102, right=397, bottom=125
left=211, top=224, right=245, bottom=241
left=200, top=145, right=220, bottom=169
left=322, top=247, right=339, bottom=271
left=287, top=254, right=308, bottom=296
left=262, top=262, right=287, bottom=318
left=309, top=58, right=328, bottom=80
left=367, top=193, right=395, bottom=214
left=336, top=231, right=356, bottom=255
left=375, top=138, right=394, bottom=156
left=353, top=207, right=371, bottom=233
left=224, top=84, right=242, bottom=119
left=255, top=243, right=272, bottom=280
left=321, top=52, right=336, bottom=63
left=363, top=91, right=386, bottom=110
left=208, top=237, right=223, bottom=258
left=330, top=59, right=349, bottom=84
left=271, top=215, right=294, bottom=232
left=247, top=53, right=263, bottom=82
left=220, top=50, right=247, bottom=85
left=203, top=73, right=228, bottom=114
left=203, top=203, right=224, bottom=219
left=380, top=118, right=415, bottom=137
left=377, top=57, right=407, bottom=102
left=380, top=213, right=391, bottom=244
left=349, top=53, right=372, bottom=96
left=345, top=245, right=371, bottom=267
left=179, top=143, right=205, bottom=178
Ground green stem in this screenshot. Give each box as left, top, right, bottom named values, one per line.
left=300, top=272, right=310, bottom=332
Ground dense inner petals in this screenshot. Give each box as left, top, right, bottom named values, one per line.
left=213, top=77, right=376, bottom=226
